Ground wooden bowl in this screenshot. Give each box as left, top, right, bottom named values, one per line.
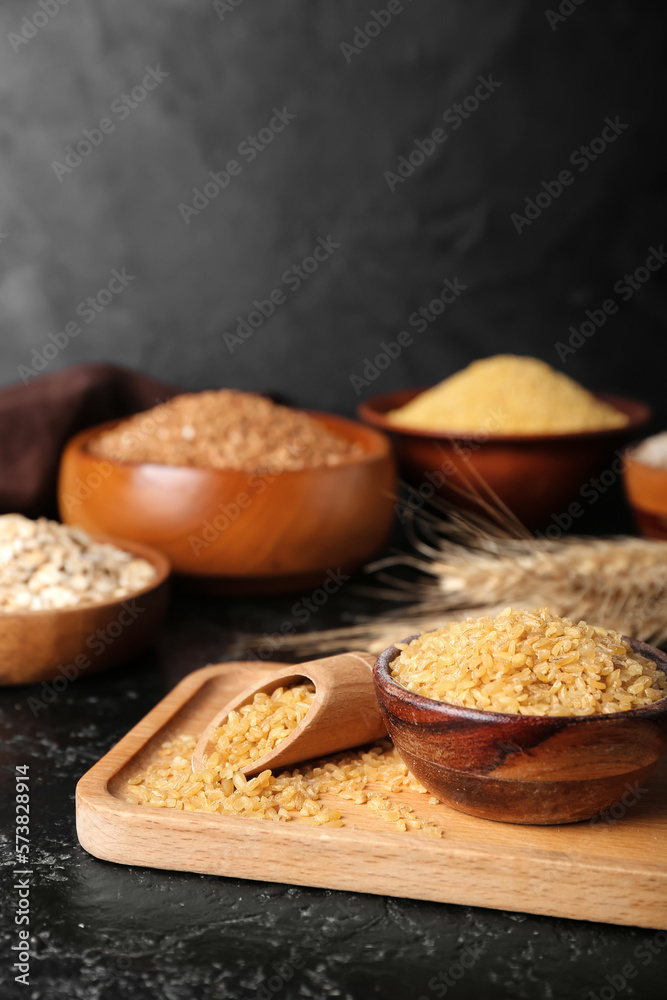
left=624, top=447, right=667, bottom=540
left=0, top=537, right=171, bottom=687
left=359, top=388, right=650, bottom=529
left=58, top=414, right=396, bottom=593
left=374, top=634, right=667, bottom=825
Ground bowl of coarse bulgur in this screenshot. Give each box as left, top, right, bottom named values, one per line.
left=359, top=356, right=650, bottom=529
left=58, top=390, right=396, bottom=592
left=373, top=607, right=667, bottom=825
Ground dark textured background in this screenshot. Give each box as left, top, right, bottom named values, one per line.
left=1, top=0, right=666, bottom=420
left=2, top=2, right=667, bottom=998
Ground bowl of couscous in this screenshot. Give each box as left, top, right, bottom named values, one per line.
left=359, top=356, right=650, bottom=529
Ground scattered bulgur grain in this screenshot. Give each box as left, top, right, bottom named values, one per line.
left=390, top=607, right=667, bottom=716
left=125, top=683, right=443, bottom=836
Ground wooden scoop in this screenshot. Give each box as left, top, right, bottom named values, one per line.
left=191, top=651, right=387, bottom=777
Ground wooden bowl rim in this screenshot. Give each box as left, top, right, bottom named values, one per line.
left=374, top=633, right=667, bottom=725
left=0, top=533, right=171, bottom=620
left=359, top=389, right=651, bottom=444
left=67, top=410, right=393, bottom=475
left=623, top=442, right=667, bottom=477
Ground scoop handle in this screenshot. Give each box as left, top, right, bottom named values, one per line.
left=191, top=651, right=386, bottom=776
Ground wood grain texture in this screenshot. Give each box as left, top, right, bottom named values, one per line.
left=0, top=536, right=171, bottom=686
left=374, top=636, right=667, bottom=825
left=192, top=651, right=386, bottom=776
left=76, top=660, right=667, bottom=930
left=359, top=389, right=650, bottom=529
left=59, top=417, right=396, bottom=590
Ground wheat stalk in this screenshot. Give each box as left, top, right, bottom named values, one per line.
left=234, top=489, right=667, bottom=659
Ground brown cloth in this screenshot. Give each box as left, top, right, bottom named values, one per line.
left=0, top=364, right=179, bottom=518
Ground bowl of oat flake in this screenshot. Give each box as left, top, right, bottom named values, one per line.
left=0, top=515, right=170, bottom=686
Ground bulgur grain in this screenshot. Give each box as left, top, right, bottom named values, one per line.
left=390, top=607, right=667, bottom=716
left=125, top=683, right=443, bottom=836
left=90, top=390, right=364, bottom=472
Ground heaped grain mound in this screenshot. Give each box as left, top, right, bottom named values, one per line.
left=0, top=514, right=156, bottom=612
left=211, top=683, right=316, bottom=772
left=89, top=390, right=364, bottom=472
left=386, top=355, right=628, bottom=433
left=389, top=607, right=667, bottom=716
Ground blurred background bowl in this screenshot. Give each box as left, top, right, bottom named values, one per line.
left=374, top=634, right=667, bottom=825
left=58, top=414, right=396, bottom=593
left=0, top=536, right=170, bottom=686
left=624, top=446, right=667, bottom=540
left=359, top=388, right=651, bottom=529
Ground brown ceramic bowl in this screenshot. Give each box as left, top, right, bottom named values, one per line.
left=58, top=413, right=396, bottom=593
left=374, top=634, right=667, bottom=825
left=359, top=388, right=650, bottom=529
left=0, top=536, right=171, bottom=686
left=624, top=446, right=667, bottom=540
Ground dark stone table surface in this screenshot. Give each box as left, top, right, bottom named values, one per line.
left=1, top=502, right=666, bottom=1000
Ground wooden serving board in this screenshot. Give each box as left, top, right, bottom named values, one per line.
left=76, top=661, right=667, bottom=929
